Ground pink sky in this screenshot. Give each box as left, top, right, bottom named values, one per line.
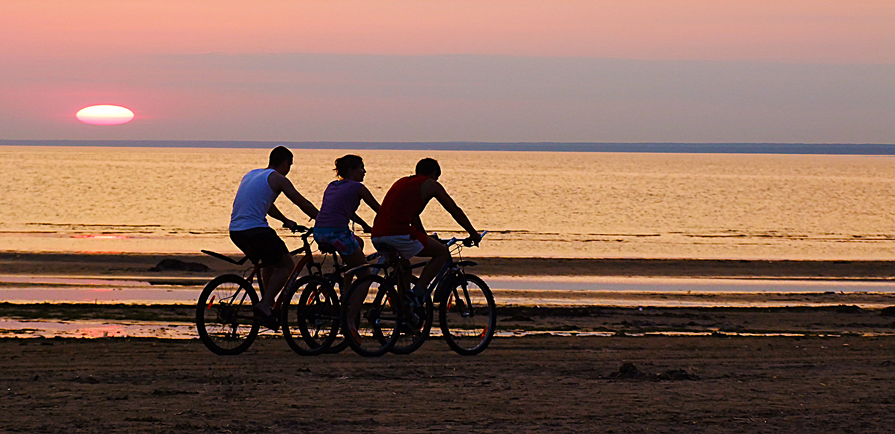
left=4, top=0, right=893, bottom=62
left=2, top=0, right=894, bottom=142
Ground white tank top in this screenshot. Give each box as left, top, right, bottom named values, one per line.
left=229, top=168, right=278, bottom=231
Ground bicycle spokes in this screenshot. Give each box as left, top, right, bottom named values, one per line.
left=196, top=274, right=260, bottom=355
left=439, top=274, right=496, bottom=356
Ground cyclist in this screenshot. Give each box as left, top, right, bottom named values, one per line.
left=370, top=157, right=480, bottom=306
left=229, top=146, right=318, bottom=329
left=312, top=154, right=381, bottom=285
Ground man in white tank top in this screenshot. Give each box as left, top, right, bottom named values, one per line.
left=229, top=146, right=318, bottom=328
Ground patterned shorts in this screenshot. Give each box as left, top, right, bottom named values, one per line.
left=312, top=228, right=361, bottom=256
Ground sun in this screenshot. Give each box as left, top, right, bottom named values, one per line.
left=76, top=105, right=135, bottom=125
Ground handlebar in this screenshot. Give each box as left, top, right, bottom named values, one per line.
left=288, top=225, right=312, bottom=239
left=289, top=225, right=310, bottom=233
left=434, top=231, right=487, bottom=248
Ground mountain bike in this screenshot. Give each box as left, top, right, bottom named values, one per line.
left=341, top=232, right=495, bottom=357
left=195, top=226, right=342, bottom=356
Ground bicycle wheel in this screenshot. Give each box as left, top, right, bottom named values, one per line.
left=341, top=274, right=400, bottom=357
left=438, top=274, right=497, bottom=356
left=391, top=294, right=433, bottom=355
left=281, top=275, right=340, bottom=356
left=324, top=280, right=351, bottom=354
left=325, top=334, right=350, bottom=354
left=196, top=274, right=260, bottom=355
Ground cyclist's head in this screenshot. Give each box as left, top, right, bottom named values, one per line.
left=415, top=158, right=441, bottom=179
left=334, top=154, right=365, bottom=180
left=269, top=146, right=293, bottom=170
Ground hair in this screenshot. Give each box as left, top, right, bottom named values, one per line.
left=415, top=158, right=441, bottom=177
left=334, top=154, right=364, bottom=178
left=268, top=146, right=293, bottom=167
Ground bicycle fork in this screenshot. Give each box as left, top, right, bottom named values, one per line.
left=436, top=269, right=476, bottom=319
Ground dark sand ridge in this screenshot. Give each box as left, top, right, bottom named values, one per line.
left=3, top=252, right=895, bottom=279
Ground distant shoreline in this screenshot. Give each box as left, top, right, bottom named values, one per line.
left=3, top=140, right=895, bottom=155
left=2, top=251, right=894, bottom=279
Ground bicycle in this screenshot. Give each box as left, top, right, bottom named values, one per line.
left=341, top=232, right=496, bottom=357
left=280, top=239, right=380, bottom=355
left=195, top=226, right=343, bottom=356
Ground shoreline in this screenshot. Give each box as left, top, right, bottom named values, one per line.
left=3, top=251, right=895, bottom=279
left=4, top=252, right=895, bottom=336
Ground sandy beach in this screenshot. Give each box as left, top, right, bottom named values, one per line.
left=3, top=252, right=895, bottom=432
left=3, top=335, right=895, bottom=433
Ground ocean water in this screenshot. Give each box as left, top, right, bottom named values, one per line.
left=2, top=145, right=895, bottom=260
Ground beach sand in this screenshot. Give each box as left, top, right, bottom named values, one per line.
left=3, top=335, right=895, bottom=433
left=3, top=252, right=895, bottom=432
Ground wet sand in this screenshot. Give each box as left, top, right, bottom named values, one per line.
left=3, top=335, right=895, bottom=433
left=4, top=302, right=895, bottom=338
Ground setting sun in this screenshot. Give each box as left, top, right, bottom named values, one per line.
left=76, top=105, right=135, bottom=125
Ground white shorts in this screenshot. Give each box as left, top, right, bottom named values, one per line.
left=371, top=235, right=425, bottom=259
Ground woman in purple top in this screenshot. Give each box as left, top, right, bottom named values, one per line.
left=313, top=155, right=381, bottom=275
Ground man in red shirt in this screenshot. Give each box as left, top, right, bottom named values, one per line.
left=370, top=158, right=481, bottom=303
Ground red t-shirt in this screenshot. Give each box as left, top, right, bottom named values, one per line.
left=371, top=175, right=431, bottom=244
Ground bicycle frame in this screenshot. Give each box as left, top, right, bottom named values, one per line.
left=270, top=233, right=325, bottom=311
left=352, top=232, right=487, bottom=304
left=202, top=228, right=328, bottom=313
left=428, top=232, right=487, bottom=301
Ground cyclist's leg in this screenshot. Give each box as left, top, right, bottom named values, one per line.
left=340, top=247, right=372, bottom=331
left=317, top=229, right=368, bottom=291
left=316, top=231, right=371, bottom=331
left=259, top=253, right=293, bottom=313
left=232, top=227, right=291, bottom=315
left=339, top=239, right=369, bottom=289
left=413, top=237, right=449, bottom=298
left=343, top=281, right=370, bottom=332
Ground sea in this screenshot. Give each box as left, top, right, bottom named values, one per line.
left=4, top=142, right=895, bottom=337
left=2, top=143, right=895, bottom=260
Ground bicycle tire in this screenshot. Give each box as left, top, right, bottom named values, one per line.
left=438, top=274, right=497, bottom=356
left=341, top=274, right=400, bottom=357
left=325, top=337, right=350, bottom=354
left=390, top=294, right=433, bottom=355
left=281, top=275, right=340, bottom=356
left=324, top=281, right=350, bottom=354
left=196, top=274, right=260, bottom=355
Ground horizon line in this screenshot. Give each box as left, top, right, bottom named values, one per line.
left=3, top=140, right=895, bottom=155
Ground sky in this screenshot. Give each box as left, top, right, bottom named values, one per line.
left=2, top=0, right=894, bottom=144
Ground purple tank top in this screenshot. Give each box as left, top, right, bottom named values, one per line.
left=314, top=180, right=363, bottom=229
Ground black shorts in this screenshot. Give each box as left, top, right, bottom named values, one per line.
left=229, top=227, right=288, bottom=266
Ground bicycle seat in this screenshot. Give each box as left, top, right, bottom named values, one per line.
left=372, top=242, right=404, bottom=261
left=201, top=250, right=249, bottom=266
left=317, top=241, right=338, bottom=254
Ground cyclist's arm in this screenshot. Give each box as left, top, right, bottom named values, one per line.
left=269, top=172, right=318, bottom=220
left=358, top=185, right=380, bottom=213
left=267, top=204, right=298, bottom=230
left=426, top=180, right=479, bottom=241
left=352, top=213, right=372, bottom=233
left=351, top=185, right=380, bottom=232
